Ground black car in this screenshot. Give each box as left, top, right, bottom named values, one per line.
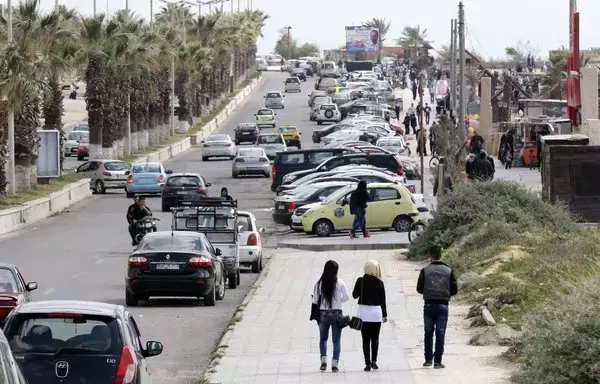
left=234, top=122, right=260, bottom=145
left=291, top=68, right=306, bottom=81
left=3, top=300, right=163, bottom=383
left=125, top=231, right=226, bottom=306
left=272, top=181, right=351, bottom=225
left=161, top=173, right=211, bottom=212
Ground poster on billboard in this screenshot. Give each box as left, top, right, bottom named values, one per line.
left=345, top=26, right=379, bottom=53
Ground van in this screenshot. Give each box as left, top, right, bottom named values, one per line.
left=270, top=148, right=354, bottom=191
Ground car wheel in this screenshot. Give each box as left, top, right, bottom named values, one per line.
left=393, top=215, right=412, bottom=232
left=313, top=219, right=333, bottom=237
left=125, top=289, right=138, bottom=306
left=216, top=272, right=225, bottom=300
left=252, top=256, right=262, bottom=273
left=161, top=202, right=170, bottom=212
left=232, top=172, right=238, bottom=178
left=228, top=272, right=238, bottom=289
left=264, top=172, right=270, bottom=178
left=236, top=269, right=241, bottom=285
left=77, top=156, right=84, bottom=161
left=126, top=191, right=135, bottom=198
left=93, top=180, right=106, bottom=194
left=203, top=286, right=216, bottom=306
left=202, top=156, right=208, bottom=161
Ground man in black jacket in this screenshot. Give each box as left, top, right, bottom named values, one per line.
left=416, top=246, right=458, bottom=369
left=126, top=197, right=153, bottom=246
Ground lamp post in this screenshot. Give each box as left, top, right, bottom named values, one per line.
left=284, top=26, right=292, bottom=60
left=6, top=0, right=14, bottom=195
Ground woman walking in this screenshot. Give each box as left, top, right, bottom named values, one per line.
left=312, top=260, right=350, bottom=372
left=349, top=180, right=369, bottom=238
left=353, top=260, right=388, bottom=371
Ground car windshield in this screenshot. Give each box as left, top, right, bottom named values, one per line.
left=314, top=97, right=330, bottom=104
left=7, top=314, right=122, bottom=355
left=279, top=127, right=297, bottom=133
left=380, top=140, right=402, bottom=146
left=79, top=136, right=89, bottom=143
left=238, top=148, right=264, bottom=157
left=132, top=163, right=161, bottom=173
left=266, top=93, right=281, bottom=98
left=285, top=78, right=299, bottom=84
left=207, top=134, right=229, bottom=141
left=138, top=234, right=205, bottom=251
left=258, top=135, right=283, bottom=144
left=67, top=131, right=87, bottom=141
left=257, top=110, right=273, bottom=116
left=167, top=176, right=200, bottom=187
left=237, top=123, right=256, bottom=130
left=103, top=161, right=129, bottom=171
left=0, top=269, right=18, bottom=293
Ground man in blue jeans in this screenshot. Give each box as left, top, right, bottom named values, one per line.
left=416, top=246, right=458, bottom=369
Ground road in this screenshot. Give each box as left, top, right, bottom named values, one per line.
left=0, top=71, right=322, bottom=384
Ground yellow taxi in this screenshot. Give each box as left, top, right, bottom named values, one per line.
left=278, top=125, right=302, bottom=149
left=301, top=182, right=419, bottom=237
left=255, top=108, right=276, bottom=128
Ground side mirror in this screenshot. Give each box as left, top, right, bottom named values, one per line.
left=259, top=227, right=266, bottom=233
left=166, top=170, right=173, bottom=174
left=124, top=170, right=130, bottom=175
left=215, top=248, right=222, bottom=256
left=143, top=341, right=163, bottom=358
left=206, top=182, right=212, bottom=187
left=26, top=282, right=38, bottom=291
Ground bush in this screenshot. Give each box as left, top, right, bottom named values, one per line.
left=512, top=277, right=600, bottom=384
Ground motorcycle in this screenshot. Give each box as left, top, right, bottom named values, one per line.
left=133, top=216, right=160, bottom=245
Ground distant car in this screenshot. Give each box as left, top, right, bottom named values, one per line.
left=0, top=264, right=37, bottom=327
left=232, top=147, right=271, bottom=178
left=284, top=76, right=301, bottom=93
left=309, top=96, right=334, bottom=121
left=278, top=125, right=301, bottom=149
left=76, top=160, right=131, bottom=194
left=202, top=134, right=237, bottom=161
left=264, top=91, right=285, bottom=109
left=64, top=130, right=88, bottom=157
left=308, top=90, right=328, bottom=107
left=234, top=122, right=260, bottom=145
left=254, top=108, right=277, bottom=128
left=377, top=136, right=410, bottom=156
left=237, top=211, right=265, bottom=273
left=291, top=68, right=307, bottom=81
left=256, top=59, right=268, bottom=71
left=126, top=162, right=172, bottom=198
left=125, top=231, right=226, bottom=306
left=316, top=104, right=342, bottom=125
left=72, top=122, right=89, bottom=132
left=161, top=173, right=211, bottom=212
left=3, top=300, right=163, bottom=382
left=76, top=135, right=89, bottom=160
left=256, top=133, right=287, bottom=160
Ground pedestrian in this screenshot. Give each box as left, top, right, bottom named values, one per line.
left=416, top=246, right=458, bottom=369
left=353, top=260, right=387, bottom=371
left=428, top=125, right=436, bottom=156
left=312, top=260, right=350, bottom=372
left=403, top=113, right=411, bottom=135
left=412, top=81, right=417, bottom=100
left=469, top=151, right=494, bottom=181
left=410, top=114, right=418, bottom=136
left=424, top=103, right=431, bottom=124
left=407, top=103, right=415, bottom=117
left=528, top=148, right=536, bottom=170
left=416, top=128, right=428, bottom=156
left=349, top=180, right=369, bottom=238
left=469, top=130, right=484, bottom=154
left=429, top=87, right=435, bottom=103
left=220, top=187, right=233, bottom=200
left=69, top=82, right=78, bottom=100
left=359, top=131, right=370, bottom=142
left=416, top=104, right=422, bottom=124
left=394, top=102, right=401, bottom=122
left=502, top=129, right=515, bottom=166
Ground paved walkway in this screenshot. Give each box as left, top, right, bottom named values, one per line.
left=204, top=249, right=513, bottom=384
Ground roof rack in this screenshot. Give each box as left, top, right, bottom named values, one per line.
left=172, top=198, right=237, bottom=208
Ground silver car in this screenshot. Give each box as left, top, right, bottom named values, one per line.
left=264, top=91, right=285, bottom=109
left=232, top=147, right=270, bottom=178
left=202, top=134, right=237, bottom=161
left=64, top=130, right=88, bottom=157
left=75, top=159, right=130, bottom=194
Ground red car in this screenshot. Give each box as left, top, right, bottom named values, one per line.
left=77, top=138, right=89, bottom=160
left=0, top=264, right=37, bottom=326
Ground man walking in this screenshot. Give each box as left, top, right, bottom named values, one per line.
left=416, top=246, right=458, bottom=369
left=424, top=103, right=431, bottom=125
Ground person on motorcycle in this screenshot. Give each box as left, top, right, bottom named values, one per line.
left=126, top=196, right=154, bottom=246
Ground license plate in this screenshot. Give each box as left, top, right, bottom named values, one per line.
left=177, top=191, right=188, bottom=194
left=156, top=263, right=179, bottom=270
left=242, top=132, right=250, bottom=135
left=278, top=204, right=285, bottom=210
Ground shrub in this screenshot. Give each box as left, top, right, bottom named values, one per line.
left=512, top=277, right=600, bottom=384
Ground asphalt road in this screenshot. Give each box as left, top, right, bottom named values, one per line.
left=0, top=71, right=321, bottom=384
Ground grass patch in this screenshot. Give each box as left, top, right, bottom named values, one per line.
left=0, top=173, right=83, bottom=209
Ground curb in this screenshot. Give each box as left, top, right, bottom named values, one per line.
left=276, top=242, right=410, bottom=252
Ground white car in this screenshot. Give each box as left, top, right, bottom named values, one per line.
left=237, top=211, right=265, bottom=272
left=321, top=130, right=365, bottom=146
left=284, top=76, right=301, bottom=93
left=256, top=133, right=287, bottom=159
left=377, top=136, right=410, bottom=156
left=201, top=133, right=237, bottom=161
left=316, top=104, right=342, bottom=125
left=64, top=130, right=88, bottom=157
left=255, top=108, right=277, bottom=128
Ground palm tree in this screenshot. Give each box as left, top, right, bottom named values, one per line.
left=541, top=49, right=590, bottom=100
left=396, top=25, right=432, bottom=52
left=363, top=18, right=390, bottom=62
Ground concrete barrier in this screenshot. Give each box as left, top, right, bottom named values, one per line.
left=0, top=178, right=92, bottom=236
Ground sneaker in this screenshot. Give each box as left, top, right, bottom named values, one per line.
left=331, top=359, right=339, bottom=372
left=319, top=362, right=327, bottom=371
left=423, top=361, right=433, bottom=367
left=364, top=364, right=371, bottom=372
left=371, top=362, right=379, bottom=370
left=363, top=233, right=370, bottom=238
left=331, top=366, right=339, bottom=372
left=349, top=231, right=356, bottom=239
left=434, top=363, right=445, bottom=369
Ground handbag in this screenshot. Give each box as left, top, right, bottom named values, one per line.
left=338, top=278, right=364, bottom=331
left=310, top=284, right=321, bottom=322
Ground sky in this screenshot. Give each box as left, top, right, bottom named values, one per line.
left=29, top=0, right=600, bottom=60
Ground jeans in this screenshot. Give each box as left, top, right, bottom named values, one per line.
left=423, top=303, right=449, bottom=364
left=128, top=224, right=136, bottom=242
left=351, top=208, right=367, bottom=235
left=319, top=309, right=342, bottom=360
left=361, top=321, right=381, bottom=364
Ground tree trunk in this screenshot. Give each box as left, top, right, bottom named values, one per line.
left=0, top=101, right=8, bottom=198
left=175, top=69, right=190, bottom=132
left=85, top=54, right=106, bottom=159
left=14, top=98, right=41, bottom=191
left=42, top=75, right=65, bottom=167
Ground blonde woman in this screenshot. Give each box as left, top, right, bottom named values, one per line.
left=352, top=260, right=387, bottom=371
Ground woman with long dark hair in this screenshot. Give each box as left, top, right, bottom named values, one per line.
left=350, top=180, right=369, bottom=238
left=312, top=260, right=349, bottom=372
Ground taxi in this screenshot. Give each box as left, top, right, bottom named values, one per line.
left=255, top=108, right=277, bottom=128
left=278, top=125, right=302, bottom=149
left=300, top=182, right=419, bottom=237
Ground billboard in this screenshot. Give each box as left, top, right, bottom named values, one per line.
left=345, top=26, right=380, bottom=53
left=37, top=130, right=61, bottom=178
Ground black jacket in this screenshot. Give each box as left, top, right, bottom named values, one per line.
left=126, top=204, right=152, bottom=224
left=352, top=275, right=387, bottom=318
left=416, top=261, right=458, bottom=305
left=350, top=188, right=368, bottom=210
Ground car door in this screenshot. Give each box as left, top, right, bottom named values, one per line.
left=88, top=161, right=101, bottom=179
left=127, top=315, right=152, bottom=382
left=76, top=161, right=92, bottom=177
left=330, top=190, right=358, bottom=230
left=367, top=187, right=402, bottom=227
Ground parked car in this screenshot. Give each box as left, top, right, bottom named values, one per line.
left=309, top=96, right=333, bottom=121
left=312, top=123, right=354, bottom=143
left=300, top=182, right=419, bottom=236
left=232, top=147, right=270, bottom=178
left=3, top=300, right=163, bottom=383
left=278, top=125, right=301, bottom=149
left=290, top=68, right=306, bottom=81
left=234, top=122, right=260, bottom=145
left=308, top=90, right=328, bottom=107
left=316, top=104, right=342, bottom=125
left=161, top=173, right=211, bottom=212
left=256, top=133, right=287, bottom=160
left=76, top=135, right=89, bottom=160
left=377, top=136, right=410, bottom=156
left=256, top=59, right=268, bottom=71
left=0, top=264, right=37, bottom=327
left=202, top=134, right=237, bottom=161
left=264, top=91, right=285, bottom=109
left=125, top=162, right=172, bottom=198
left=64, top=130, right=88, bottom=157
left=0, top=320, right=27, bottom=381
left=237, top=211, right=265, bottom=273
left=76, top=159, right=130, bottom=194
left=254, top=108, right=277, bottom=128
left=284, top=77, right=301, bottom=93
left=125, top=231, right=226, bottom=306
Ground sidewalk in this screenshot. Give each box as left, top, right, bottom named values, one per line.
left=204, top=249, right=513, bottom=384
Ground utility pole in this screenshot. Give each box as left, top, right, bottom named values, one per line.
left=126, top=0, right=129, bottom=11
left=150, top=0, right=153, bottom=26
left=418, top=74, right=425, bottom=193
left=170, top=8, right=176, bottom=136
left=6, top=0, right=14, bottom=195
left=452, top=19, right=458, bottom=113
left=449, top=19, right=456, bottom=114
left=55, top=0, right=59, bottom=9
left=569, top=0, right=576, bottom=51
left=237, top=0, right=240, bottom=11
left=93, top=0, right=97, bottom=16
left=458, top=2, right=466, bottom=134
left=285, top=26, right=292, bottom=60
